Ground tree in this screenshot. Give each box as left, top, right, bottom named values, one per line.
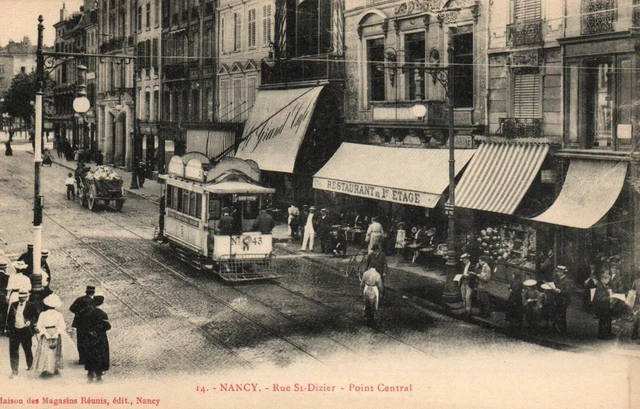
left=4, top=71, right=55, bottom=140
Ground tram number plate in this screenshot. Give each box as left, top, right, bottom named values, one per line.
left=235, top=195, right=258, bottom=201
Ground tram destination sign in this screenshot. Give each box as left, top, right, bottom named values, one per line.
left=313, top=177, right=441, bottom=208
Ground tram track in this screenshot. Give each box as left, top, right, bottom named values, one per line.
left=17, top=169, right=436, bottom=368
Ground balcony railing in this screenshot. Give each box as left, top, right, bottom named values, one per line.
left=370, top=100, right=447, bottom=127
left=506, top=20, right=543, bottom=47
left=261, top=54, right=345, bottom=85
left=499, top=118, right=542, bottom=138
left=163, top=63, right=189, bottom=80
left=581, top=0, right=616, bottom=35
left=99, top=37, right=125, bottom=53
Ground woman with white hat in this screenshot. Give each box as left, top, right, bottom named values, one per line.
left=34, top=293, right=66, bottom=377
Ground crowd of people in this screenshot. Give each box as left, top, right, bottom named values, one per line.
left=0, top=244, right=111, bottom=381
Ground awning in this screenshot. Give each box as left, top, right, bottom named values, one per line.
left=455, top=142, right=549, bottom=214
left=313, top=143, right=476, bottom=209
left=235, top=86, right=324, bottom=173
left=530, top=159, right=628, bottom=229
left=203, top=181, right=276, bottom=195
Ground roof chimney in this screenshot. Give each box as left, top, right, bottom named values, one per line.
left=60, top=2, right=68, bottom=21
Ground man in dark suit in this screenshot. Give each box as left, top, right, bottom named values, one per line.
left=70, top=285, right=96, bottom=365
left=365, top=244, right=388, bottom=286
left=17, top=244, right=34, bottom=278
left=318, top=209, right=332, bottom=253
left=7, top=291, right=39, bottom=378
left=553, top=266, right=572, bottom=334
left=297, top=205, right=309, bottom=244
left=251, top=208, right=276, bottom=234
left=217, top=208, right=234, bottom=235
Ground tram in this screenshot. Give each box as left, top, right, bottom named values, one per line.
left=159, top=153, right=278, bottom=282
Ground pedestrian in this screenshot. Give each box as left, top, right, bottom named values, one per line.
left=42, top=149, right=53, bottom=166
left=95, top=150, right=104, bottom=166
left=365, top=217, right=384, bottom=254
left=594, top=271, right=615, bottom=339
left=136, top=161, right=146, bottom=188
left=629, top=271, right=640, bottom=340
left=4, top=140, right=12, bottom=156
left=297, top=205, right=309, bottom=244
left=17, top=244, right=34, bottom=277
left=69, top=285, right=96, bottom=365
left=582, top=261, right=599, bottom=312
left=365, top=244, right=388, bottom=291
left=251, top=207, right=276, bottom=234
left=157, top=194, right=166, bottom=242
left=0, top=261, right=10, bottom=334
left=288, top=204, right=299, bottom=240
left=65, top=172, right=76, bottom=200
left=34, top=294, right=65, bottom=378
left=553, top=266, right=572, bottom=334
left=506, top=277, right=524, bottom=331
left=40, top=250, right=52, bottom=295
left=7, top=291, right=38, bottom=378
left=539, top=283, right=557, bottom=330
left=361, top=268, right=383, bottom=327
left=609, top=261, right=625, bottom=294
left=83, top=295, right=111, bottom=383
left=458, top=253, right=476, bottom=318
left=318, top=209, right=332, bottom=253
left=475, top=256, right=493, bottom=318
left=300, top=206, right=317, bottom=252
left=522, top=279, right=541, bottom=328
left=6, top=262, right=32, bottom=307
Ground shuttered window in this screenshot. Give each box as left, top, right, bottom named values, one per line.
left=513, top=73, right=540, bottom=118
left=514, top=0, right=541, bottom=22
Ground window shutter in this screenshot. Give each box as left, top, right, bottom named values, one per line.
left=514, top=0, right=541, bottom=22
left=513, top=73, right=540, bottom=118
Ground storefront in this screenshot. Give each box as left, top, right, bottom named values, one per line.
left=530, top=157, right=633, bottom=285
left=234, top=84, right=343, bottom=208
left=454, top=141, right=554, bottom=297
left=312, top=142, right=475, bottom=256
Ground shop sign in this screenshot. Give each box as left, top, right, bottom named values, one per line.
left=235, top=195, right=258, bottom=202
left=454, top=135, right=474, bottom=149
left=314, top=178, right=428, bottom=207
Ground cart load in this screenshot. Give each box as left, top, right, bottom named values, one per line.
left=81, top=165, right=126, bottom=211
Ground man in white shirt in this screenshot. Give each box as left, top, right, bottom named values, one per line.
left=6, top=262, right=32, bottom=307
left=300, top=206, right=316, bottom=252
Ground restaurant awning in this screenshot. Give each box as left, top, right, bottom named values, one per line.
left=235, top=86, right=324, bottom=173
left=312, top=143, right=476, bottom=209
left=530, top=159, right=628, bottom=229
left=455, top=142, right=549, bottom=214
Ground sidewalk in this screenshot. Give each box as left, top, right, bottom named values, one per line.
left=29, top=138, right=640, bottom=355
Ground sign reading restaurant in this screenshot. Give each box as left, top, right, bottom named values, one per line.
left=313, top=177, right=428, bottom=207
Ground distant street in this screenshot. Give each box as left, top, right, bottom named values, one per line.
left=0, top=141, right=636, bottom=408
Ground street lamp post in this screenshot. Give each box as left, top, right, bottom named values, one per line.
left=411, top=65, right=464, bottom=314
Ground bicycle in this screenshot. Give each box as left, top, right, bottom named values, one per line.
left=345, top=248, right=368, bottom=281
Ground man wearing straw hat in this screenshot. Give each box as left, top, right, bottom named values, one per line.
left=6, top=262, right=31, bottom=307
left=553, top=266, right=572, bottom=334
left=69, top=286, right=96, bottom=365
left=7, top=291, right=38, bottom=378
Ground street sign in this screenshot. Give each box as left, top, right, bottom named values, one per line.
left=444, top=202, right=455, bottom=216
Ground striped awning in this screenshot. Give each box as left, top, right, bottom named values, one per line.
left=530, top=159, right=627, bottom=229
left=455, top=142, right=549, bottom=214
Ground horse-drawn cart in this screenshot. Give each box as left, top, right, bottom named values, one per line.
left=80, top=166, right=126, bottom=211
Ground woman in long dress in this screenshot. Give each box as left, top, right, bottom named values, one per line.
left=84, top=295, right=111, bottom=382
left=34, top=294, right=66, bottom=377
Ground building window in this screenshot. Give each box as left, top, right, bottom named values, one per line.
left=206, top=86, right=213, bottom=121
left=191, top=89, right=199, bottom=121
left=219, top=79, right=230, bottom=121
left=248, top=9, right=257, bottom=48
left=366, top=38, right=385, bottom=102
left=565, top=57, right=633, bottom=151
left=513, top=73, right=540, bottom=118
left=262, top=4, right=272, bottom=46
left=146, top=3, right=151, bottom=29
left=404, top=32, right=425, bottom=101
left=233, top=78, right=243, bottom=120
left=234, top=12, right=242, bottom=51
left=581, top=0, right=616, bottom=35
left=247, top=76, right=257, bottom=110
left=451, top=30, right=473, bottom=108
left=507, top=0, right=542, bottom=47
left=155, top=0, right=160, bottom=26
left=145, top=91, right=151, bottom=120
left=204, top=24, right=212, bottom=59
left=137, top=6, right=142, bottom=31
left=153, top=90, right=159, bottom=121
left=20, top=66, right=26, bottom=74
left=152, top=38, right=159, bottom=71
left=221, top=14, right=227, bottom=53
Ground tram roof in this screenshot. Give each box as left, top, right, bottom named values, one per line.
left=203, top=181, right=276, bottom=195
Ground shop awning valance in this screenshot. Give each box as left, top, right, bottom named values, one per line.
left=530, top=159, right=628, bottom=229
left=455, top=142, right=549, bottom=214
left=312, top=143, right=476, bottom=209
left=234, top=86, right=324, bottom=173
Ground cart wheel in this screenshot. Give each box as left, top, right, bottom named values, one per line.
left=115, top=199, right=124, bottom=211
left=87, top=185, right=97, bottom=211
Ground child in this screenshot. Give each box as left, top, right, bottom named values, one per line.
left=65, top=173, right=76, bottom=200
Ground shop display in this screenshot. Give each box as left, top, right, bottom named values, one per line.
left=476, top=223, right=536, bottom=270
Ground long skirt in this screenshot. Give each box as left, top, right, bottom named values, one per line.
left=34, top=334, right=63, bottom=374
left=363, top=285, right=379, bottom=325
left=367, top=232, right=383, bottom=254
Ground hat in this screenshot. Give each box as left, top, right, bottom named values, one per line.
left=93, top=295, right=105, bottom=306
left=221, top=207, right=230, bottom=214
left=0, top=260, right=7, bottom=269
left=309, top=206, right=316, bottom=211
left=13, top=261, right=27, bottom=270
left=460, top=253, right=470, bottom=260
left=86, top=285, right=96, bottom=293
left=427, top=228, right=437, bottom=237
left=541, top=283, right=553, bottom=291
left=18, top=291, right=28, bottom=297
left=523, top=279, right=537, bottom=287
left=321, top=208, right=327, bottom=213
left=43, top=294, right=62, bottom=309
left=41, top=249, right=49, bottom=257
left=555, top=266, right=567, bottom=272
left=27, top=244, right=33, bottom=249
